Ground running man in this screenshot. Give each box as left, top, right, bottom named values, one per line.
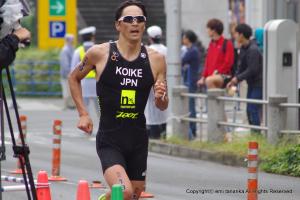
left=68, top=1, right=168, bottom=200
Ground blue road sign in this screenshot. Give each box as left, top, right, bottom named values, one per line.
left=50, top=21, right=66, bottom=38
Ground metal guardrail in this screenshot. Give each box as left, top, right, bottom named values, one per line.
left=218, top=121, right=268, bottom=131
left=7, top=60, right=61, bottom=96
left=280, top=130, right=300, bottom=134
left=175, top=88, right=300, bottom=143
left=181, top=117, right=207, bottom=123
left=181, top=92, right=207, bottom=98
left=217, top=96, right=268, bottom=105
left=279, top=103, right=300, bottom=108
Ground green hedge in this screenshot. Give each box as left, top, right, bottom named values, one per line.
left=7, top=48, right=62, bottom=96
left=261, top=145, right=300, bottom=177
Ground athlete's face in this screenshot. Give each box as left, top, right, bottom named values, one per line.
left=115, top=5, right=146, bottom=42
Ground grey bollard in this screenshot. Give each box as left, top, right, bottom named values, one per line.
left=207, top=89, right=225, bottom=143
left=267, top=95, right=287, bottom=144
left=172, top=85, right=189, bottom=139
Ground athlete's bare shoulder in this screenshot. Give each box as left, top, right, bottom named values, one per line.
left=86, top=42, right=110, bottom=62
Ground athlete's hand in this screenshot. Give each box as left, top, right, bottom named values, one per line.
left=154, top=80, right=168, bottom=110
left=154, top=80, right=167, bottom=100
left=77, top=115, right=93, bottom=135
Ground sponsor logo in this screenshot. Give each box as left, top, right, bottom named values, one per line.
left=111, top=51, right=119, bottom=61
left=120, top=90, right=136, bottom=109
left=116, top=111, right=139, bottom=119
left=141, top=53, right=146, bottom=58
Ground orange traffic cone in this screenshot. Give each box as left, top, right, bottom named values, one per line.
left=90, top=180, right=105, bottom=189
left=36, top=170, right=51, bottom=200
left=76, top=180, right=91, bottom=200
left=140, top=191, right=154, bottom=198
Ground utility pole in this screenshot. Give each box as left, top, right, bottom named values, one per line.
left=166, top=0, right=182, bottom=135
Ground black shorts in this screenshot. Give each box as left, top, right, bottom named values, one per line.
left=96, top=123, right=149, bottom=181
left=221, top=74, right=232, bottom=88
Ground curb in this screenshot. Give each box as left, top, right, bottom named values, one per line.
left=149, top=140, right=246, bottom=167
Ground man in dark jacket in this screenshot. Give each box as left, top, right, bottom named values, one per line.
left=227, top=23, right=262, bottom=129
left=182, top=30, right=200, bottom=140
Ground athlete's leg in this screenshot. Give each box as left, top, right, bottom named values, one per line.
left=103, top=164, right=133, bottom=200
left=131, top=180, right=146, bottom=199
left=205, top=74, right=224, bottom=89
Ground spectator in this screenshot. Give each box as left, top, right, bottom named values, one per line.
left=71, top=26, right=99, bottom=118
left=181, top=44, right=189, bottom=86
left=182, top=30, right=200, bottom=140
left=144, top=25, right=168, bottom=139
left=197, top=19, right=234, bottom=89
left=59, top=34, right=75, bottom=109
left=227, top=23, right=263, bottom=131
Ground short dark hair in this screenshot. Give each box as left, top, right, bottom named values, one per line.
left=206, top=19, right=224, bottom=35
left=235, top=23, right=252, bottom=39
left=184, top=30, right=198, bottom=44
left=152, top=38, right=161, bottom=44
left=115, top=0, right=147, bottom=21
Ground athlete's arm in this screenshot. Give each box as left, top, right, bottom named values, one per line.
left=151, top=52, right=169, bottom=111
left=68, top=45, right=100, bottom=133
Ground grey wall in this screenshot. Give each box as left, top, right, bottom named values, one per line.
left=165, top=0, right=230, bottom=47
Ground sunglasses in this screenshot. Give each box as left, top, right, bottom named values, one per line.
left=118, top=15, right=147, bottom=24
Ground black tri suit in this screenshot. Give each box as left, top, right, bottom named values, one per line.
left=96, top=42, right=154, bottom=180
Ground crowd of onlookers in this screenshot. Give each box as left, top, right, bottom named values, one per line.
left=59, top=18, right=263, bottom=141
left=179, top=18, right=263, bottom=140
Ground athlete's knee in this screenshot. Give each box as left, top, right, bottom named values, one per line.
left=123, top=188, right=134, bottom=200
left=131, top=191, right=142, bottom=200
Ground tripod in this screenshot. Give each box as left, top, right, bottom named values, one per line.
left=0, top=65, right=37, bottom=200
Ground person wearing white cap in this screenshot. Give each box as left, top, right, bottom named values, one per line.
left=68, top=1, right=168, bottom=199
left=145, top=25, right=168, bottom=139
left=71, top=26, right=99, bottom=118
left=59, top=33, right=75, bottom=109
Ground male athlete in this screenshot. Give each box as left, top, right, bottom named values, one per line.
left=68, top=1, right=168, bottom=200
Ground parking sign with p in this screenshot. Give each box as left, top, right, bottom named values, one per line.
left=50, top=21, right=66, bottom=38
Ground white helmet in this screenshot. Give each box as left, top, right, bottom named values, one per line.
left=147, top=25, right=162, bottom=39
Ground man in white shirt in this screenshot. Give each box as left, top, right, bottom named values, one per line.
left=71, top=26, right=99, bottom=118
left=145, top=25, right=168, bottom=139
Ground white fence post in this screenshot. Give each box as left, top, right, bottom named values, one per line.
left=172, top=85, right=189, bottom=139
left=207, top=89, right=225, bottom=143
left=267, top=95, right=287, bottom=144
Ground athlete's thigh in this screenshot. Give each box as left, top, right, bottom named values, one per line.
left=131, top=180, right=146, bottom=199
left=104, top=164, right=133, bottom=193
